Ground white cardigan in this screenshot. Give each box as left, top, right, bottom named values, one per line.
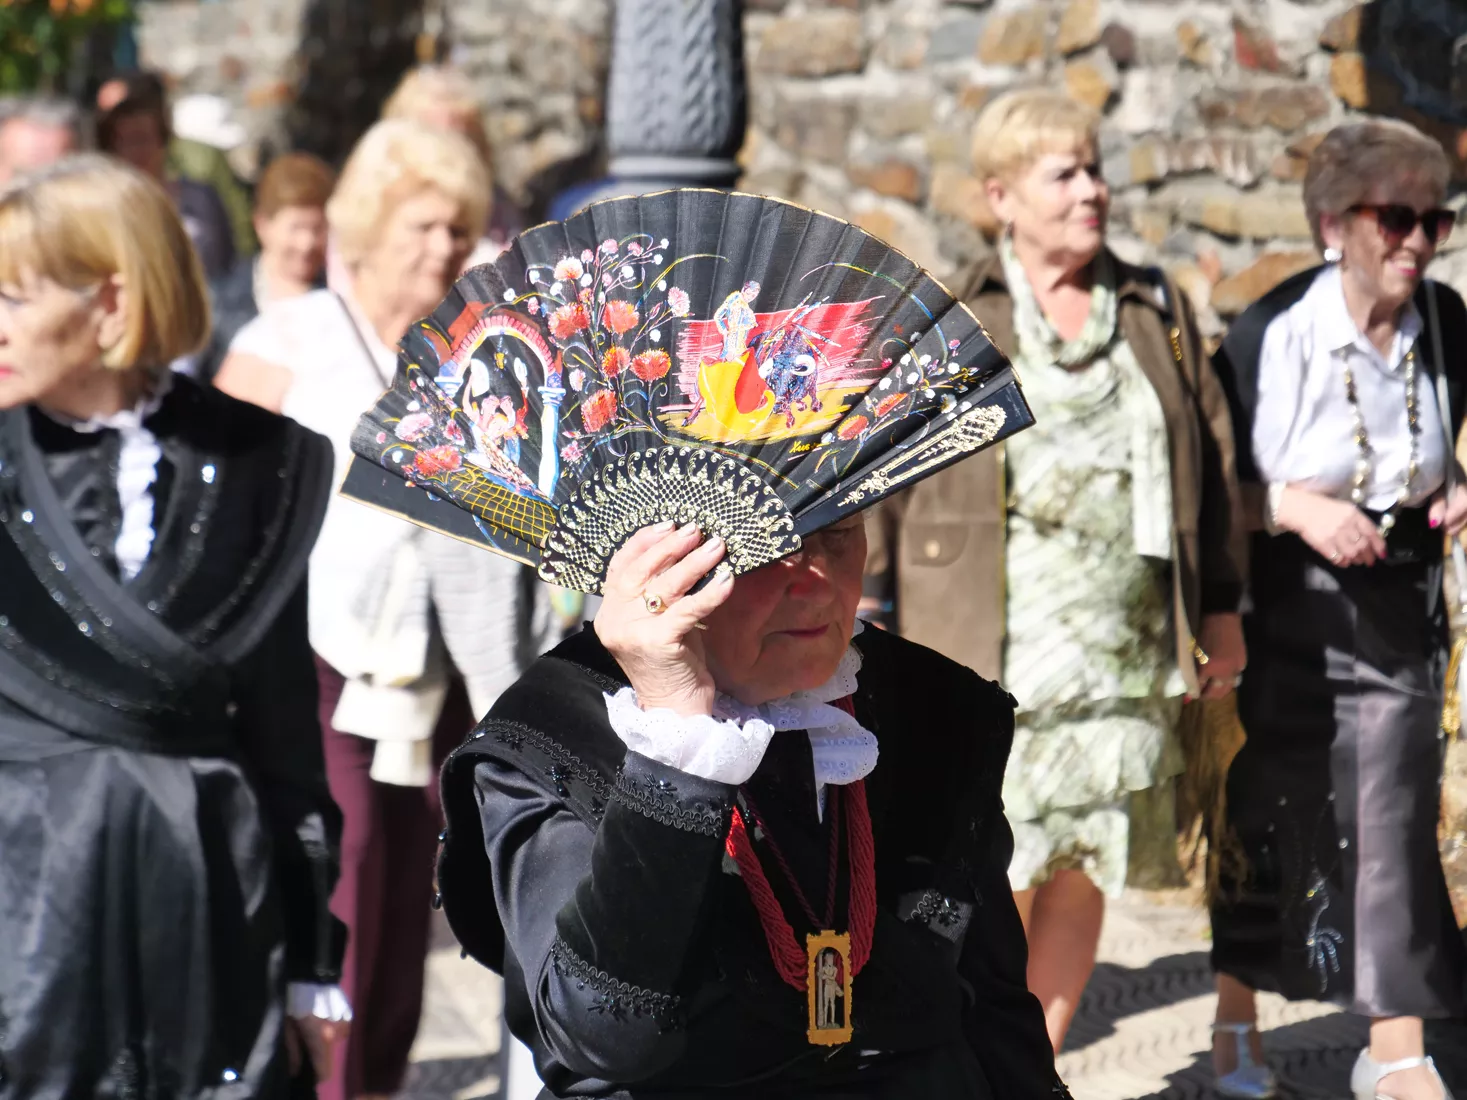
left=231, top=289, right=539, bottom=782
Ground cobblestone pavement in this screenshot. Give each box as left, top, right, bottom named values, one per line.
left=401, top=894, right=1467, bottom=1100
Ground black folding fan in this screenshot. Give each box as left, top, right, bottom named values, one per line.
left=343, top=189, right=1032, bottom=592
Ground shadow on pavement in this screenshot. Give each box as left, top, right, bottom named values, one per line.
left=1134, top=1012, right=1467, bottom=1100
left=399, top=1054, right=501, bottom=1100
left=1062, top=951, right=1214, bottom=1054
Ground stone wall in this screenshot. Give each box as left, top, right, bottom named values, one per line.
left=732, top=0, right=1467, bottom=333
left=448, top=0, right=611, bottom=213
left=135, top=0, right=430, bottom=171
left=137, top=0, right=1467, bottom=319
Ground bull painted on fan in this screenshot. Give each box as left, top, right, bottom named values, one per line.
left=747, top=300, right=834, bottom=428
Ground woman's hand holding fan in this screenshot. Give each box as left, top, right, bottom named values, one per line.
left=595, top=521, right=734, bottom=717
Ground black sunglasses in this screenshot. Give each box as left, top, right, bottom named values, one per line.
left=1347, top=203, right=1457, bottom=244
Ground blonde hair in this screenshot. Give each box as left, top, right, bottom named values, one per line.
left=327, top=119, right=490, bottom=268
left=970, top=90, right=1100, bottom=182
left=381, top=65, right=492, bottom=169
left=1304, top=119, right=1452, bottom=251
left=0, top=154, right=208, bottom=369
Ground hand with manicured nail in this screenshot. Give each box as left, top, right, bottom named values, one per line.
left=593, top=522, right=735, bottom=717
left=1428, top=482, right=1467, bottom=536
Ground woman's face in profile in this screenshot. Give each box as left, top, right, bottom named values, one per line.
left=991, top=147, right=1109, bottom=267
left=699, top=516, right=867, bottom=706
left=0, top=271, right=121, bottom=411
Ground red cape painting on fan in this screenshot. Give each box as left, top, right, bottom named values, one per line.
left=343, top=188, right=1031, bottom=590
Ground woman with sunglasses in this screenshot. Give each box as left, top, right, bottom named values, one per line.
left=1208, top=120, right=1467, bottom=1100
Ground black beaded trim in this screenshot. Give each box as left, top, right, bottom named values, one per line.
left=152, top=463, right=224, bottom=619
left=188, top=433, right=303, bottom=644
left=0, top=602, right=166, bottom=718
left=908, top=889, right=965, bottom=927
left=1, top=494, right=177, bottom=691
left=612, top=766, right=730, bottom=837
left=473, top=718, right=611, bottom=816
left=543, top=656, right=624, bottom=696
left=550, top=936, right=680, bottom=1030
left=901, top=887, right=973, bottom=950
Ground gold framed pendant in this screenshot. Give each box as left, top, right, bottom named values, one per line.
left=806, top=930, right=853, bottom=1046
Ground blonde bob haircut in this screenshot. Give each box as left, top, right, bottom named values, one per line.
left=0, top=154, right=209, bottom=370
left=381, top=65, right=492, bottom=169
left=327, top=119, right=490, bottom=269
left=970, top=90, right=1101, bottom=183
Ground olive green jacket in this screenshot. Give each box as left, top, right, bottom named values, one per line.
left=169, top=137, right=257, bottom=258
left=864, top=252, right=1245, bottom=696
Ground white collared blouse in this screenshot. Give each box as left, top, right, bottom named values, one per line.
left=1252, top=264, right=1446, bottom=511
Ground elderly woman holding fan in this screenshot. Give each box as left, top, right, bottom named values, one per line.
left=339, top=189, right=1071, bottom=1097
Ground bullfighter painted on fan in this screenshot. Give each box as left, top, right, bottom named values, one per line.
left=340, top=189, right=1063, bottom=1098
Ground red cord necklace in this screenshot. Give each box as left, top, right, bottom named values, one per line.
left=723, top=695, right=876, bottom=1045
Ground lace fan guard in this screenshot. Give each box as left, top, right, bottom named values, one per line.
left=343, top=188, right=1033, bottom=593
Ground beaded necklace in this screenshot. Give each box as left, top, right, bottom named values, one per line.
left=1344, top=345, right=1420, bottom=536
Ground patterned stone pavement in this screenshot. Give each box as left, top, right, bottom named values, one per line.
left=402, top=894, right=1467, bottom=1100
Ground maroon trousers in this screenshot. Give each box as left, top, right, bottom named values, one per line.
left=314, top=657, right=472, bottom=1100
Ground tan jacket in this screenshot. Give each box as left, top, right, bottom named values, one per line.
left=864, top=252, right=1245, bottom=696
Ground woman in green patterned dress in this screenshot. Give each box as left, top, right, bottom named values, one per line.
left=863, top=90, right=1246, bottom=1052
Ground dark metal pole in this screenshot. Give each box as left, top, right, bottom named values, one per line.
left=551, top=0, right=747, bottom=215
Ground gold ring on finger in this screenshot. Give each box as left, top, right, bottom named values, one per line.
left=643, top=592, right=666, bottom=615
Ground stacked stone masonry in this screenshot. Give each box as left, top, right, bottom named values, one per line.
left=137, top=0, right=1466, bottom=326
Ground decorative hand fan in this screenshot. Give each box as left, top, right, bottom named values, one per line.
left=343, top=188, right=1032, bottom=593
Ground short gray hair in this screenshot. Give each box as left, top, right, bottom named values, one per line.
left=1303, top=119, right=1450, bottom=251
left=0, top=95, right=89, bottom=147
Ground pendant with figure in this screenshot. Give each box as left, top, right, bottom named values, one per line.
left=806, top=930, right=853, bottom=1045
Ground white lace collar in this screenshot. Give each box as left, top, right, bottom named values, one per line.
left=714, top=622, right=878, bottom=798
left=603, top=622, right=879, bottom=819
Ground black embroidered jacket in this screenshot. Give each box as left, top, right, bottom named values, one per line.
left=0, top=378, right=341, bottom=1097
left=438, top=625, right=1070, bottom=1099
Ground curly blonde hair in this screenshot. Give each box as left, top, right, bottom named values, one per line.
left=326, top=119, right=490, bottom=268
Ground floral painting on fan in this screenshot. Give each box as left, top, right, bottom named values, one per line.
left=345, top=189, right=1032, bottom=591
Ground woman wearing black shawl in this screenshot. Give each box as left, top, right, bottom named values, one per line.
left=0, top=156, right=344, bottom=1095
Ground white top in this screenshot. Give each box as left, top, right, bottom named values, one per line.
left=604, top=625, right=878, bottom=818
left=41, top=377, right=171, bottom=581
left=1253, top=265, right=1446, bottom=511
left=230, top=290, right=533, bottom=760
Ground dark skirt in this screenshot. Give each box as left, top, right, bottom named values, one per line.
left=1211, top=517, right=1467, bottom=1017
left=0, top=736, right=298, bottom=1096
